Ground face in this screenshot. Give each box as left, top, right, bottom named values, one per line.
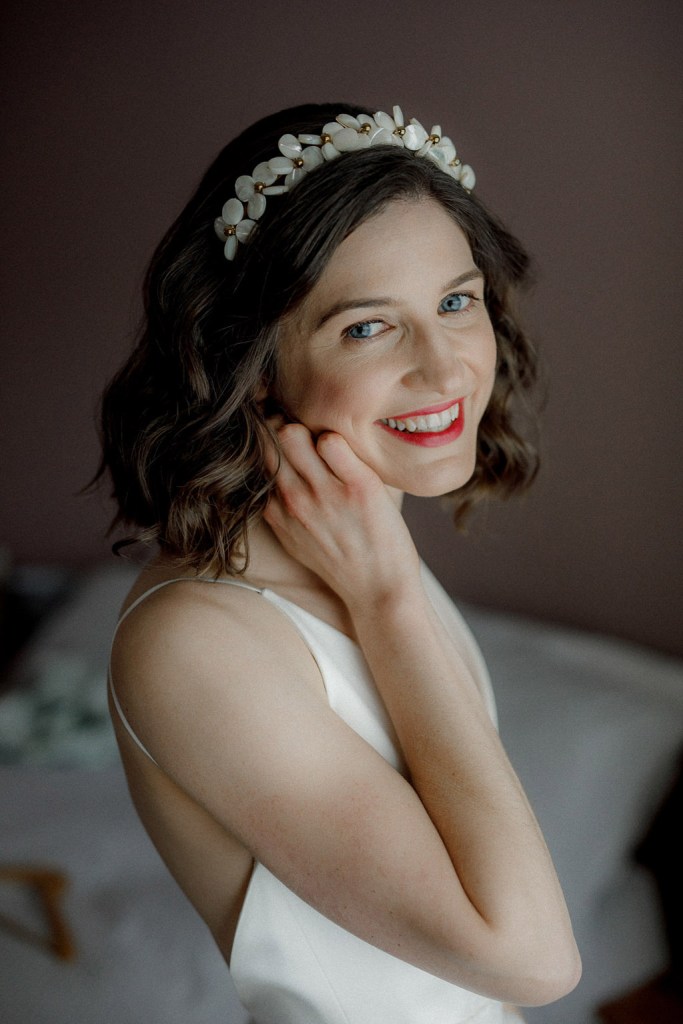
left=274, top=198, right=497, bottom=497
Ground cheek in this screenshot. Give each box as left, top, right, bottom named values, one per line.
left=302, top=377, right=365, bottom=428
left=278, top=360, right=363, bottom=429
left=483, top=331, right=498, bottom=391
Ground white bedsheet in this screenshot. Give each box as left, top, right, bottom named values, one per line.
left=0, top=763, right=250, bottom=1023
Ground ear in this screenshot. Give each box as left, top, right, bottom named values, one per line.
left=254, top=380, right=269, bottom=403
left=254, top=378, right=286, bottom=424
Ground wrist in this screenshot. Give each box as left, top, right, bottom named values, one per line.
left=345, top=574, right=430, bottom=634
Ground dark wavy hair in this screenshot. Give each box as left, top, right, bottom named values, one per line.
left=94, top=102, right=539, bottom=575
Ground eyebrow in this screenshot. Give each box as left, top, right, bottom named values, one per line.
left=312, top=268, right=484, bottom=331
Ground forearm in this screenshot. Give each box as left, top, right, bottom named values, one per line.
left=262, top=425, right=579, bottom=999
left=349, top=582, right=579, bottom=994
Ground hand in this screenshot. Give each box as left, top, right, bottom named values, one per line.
left=263, top=423, right=421, bottom=612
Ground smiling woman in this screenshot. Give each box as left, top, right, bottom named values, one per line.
left=273, top=201, right=497, bottom=495
left=94, top=103, right=580, bottom=1023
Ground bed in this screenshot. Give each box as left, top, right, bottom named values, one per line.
left=1, top=562, right=681, bottom=1023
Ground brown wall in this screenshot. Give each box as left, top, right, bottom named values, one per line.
left=1, top=0, right=681, bottom=655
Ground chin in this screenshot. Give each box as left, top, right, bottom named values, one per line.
left=387, top=459, right=478, bottom=498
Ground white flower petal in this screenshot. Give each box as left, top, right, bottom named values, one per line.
left=336, top=113, right=361, bottom=129
left=278, top=133, right=302, bottom=159
left=403, top=122, right=429, bottom=151
left=392, top=105, right=405, bottom=127
left=436, top=136, right=456, bottom=163
left=235, top=219, right=255, bottom=242
left=222, top=198, right=244, bottom=224
left=460, top=164, right=476, bottom=190
left=250, top=160, right=274, bottom=185
left=321, top=141, right=341, bottom=160
left=224, top=235, right=238, bottom=260
left=247, top=193, right=267, bottom=219
left=374, top=110, right=396, bottom=132
left=214, top=217, right=227, bottom=240
left=268, top=156, right=294, bottom=174
left=235, top=175, right=255, bottom=201
left=323, top=121, right=344, bottom=136
left=252, top=161, right=277, bottom=185
left=425, top=148, right=448, bottom=171
left=366, top=124, right=395, bottom=146
left=357, top=114, right=376, bottom=127
left=301, top=146, right=324, bottom=170
left=298, top=133, right=322, bottom=145
left=286, top=166, right=307, bottom=187
left=278, top=142, right=301, bottom=160
left=416, top=140, right=434, bottom=157
left=262, top=183, right=289, bottom=195
left=333, top=126, right=362, bottom=152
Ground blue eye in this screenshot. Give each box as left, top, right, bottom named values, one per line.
left=346, top=320, right=384, bottom=340
left=440, top=293, right=473, bottom=313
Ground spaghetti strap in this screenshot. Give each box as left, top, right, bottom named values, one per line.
left=109, top=673, right=159, bottom=762
left=114, top=575, right=263, bottom=634
left=109, top=575, right=263, bottom=766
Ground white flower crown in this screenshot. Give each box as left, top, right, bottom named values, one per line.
left=214, top=106, right=475, bottom=261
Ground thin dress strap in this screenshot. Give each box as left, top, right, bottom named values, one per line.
left=109, top=576, right=263, bottom=765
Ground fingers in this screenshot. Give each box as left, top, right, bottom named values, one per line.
left=263, top=426, right=353, bottom=537
left=270, top=423, right=340, bottom=491
left=276, top=423, right=373, bottom=486
left=260, top=422, right=412, bottom=602
left=265, top=422, right=381, bottom=518
left=262, top=419, right=319, bottom=486
left=275, top=425, right=328, bottom=495
left=315, top=432, right=376, bottom=489
left=262, top=424, right=327, bottom=539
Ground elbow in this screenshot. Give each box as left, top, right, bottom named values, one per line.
left=470, top=923, right=582, bottom=1006
left=437, top=907, right=582, bottom=1005
left=514, top=943, right=582, bottom=1007
left=548, top=946, right=583, bottom=1003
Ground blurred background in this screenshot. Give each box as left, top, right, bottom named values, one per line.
left=1, top=0, right=681, bottom=655
left=1, top=5, right=682, bottom=1021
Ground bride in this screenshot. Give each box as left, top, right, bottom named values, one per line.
left=98, top=102, right=580, bottom=1023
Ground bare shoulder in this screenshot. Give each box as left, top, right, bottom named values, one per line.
left=113, top=572, right=324, bottom=690
left=111, top=573, right=327, bottom=767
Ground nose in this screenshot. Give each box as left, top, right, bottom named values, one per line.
left=401, top=322, right=467, bottom=395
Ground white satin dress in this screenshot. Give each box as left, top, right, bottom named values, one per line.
left=110, top=565, right=524, bottom=1024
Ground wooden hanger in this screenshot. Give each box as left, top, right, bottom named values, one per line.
left=0, top=865, right=76, bottom=960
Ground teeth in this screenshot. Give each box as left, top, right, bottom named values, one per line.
left=381, top=402, right=460, bottom=433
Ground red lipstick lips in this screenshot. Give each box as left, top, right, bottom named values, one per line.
left=387, top=398, right=461, bottom=418
left=377, top=399, right=465, bottom=448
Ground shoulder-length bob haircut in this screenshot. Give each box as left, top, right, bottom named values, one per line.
left=95, top=102, right=539, bottom=576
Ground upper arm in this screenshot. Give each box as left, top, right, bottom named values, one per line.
left=111, top=585, right=499, bottom=990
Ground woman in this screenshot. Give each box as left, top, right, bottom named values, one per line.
left=98, top=102, right=581, bottom=1022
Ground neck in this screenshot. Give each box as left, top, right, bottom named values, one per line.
left=245, top=519, right=326, bottom=591
left=244, top=518, right=356, bottom=638
left=245, top=483, right=404, bottom=588
left=248, top=483, right=404, bottom=582
left=387, top=486, right=404, bottom=510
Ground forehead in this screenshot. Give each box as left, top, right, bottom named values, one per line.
left=299, top=198, right=475, bottom=320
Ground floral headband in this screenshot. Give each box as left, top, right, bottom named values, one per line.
left=214, top=106, right=475, bottom=261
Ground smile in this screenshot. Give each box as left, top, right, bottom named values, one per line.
left=380, top=401, right=460, bottom=434
left=377, top=400, right=465, bottom=448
